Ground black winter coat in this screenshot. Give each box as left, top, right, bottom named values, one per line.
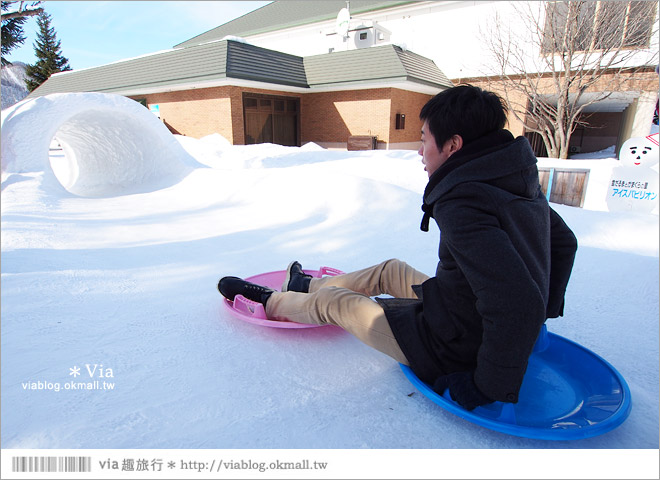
left=381, top=130, right=577, bottom=403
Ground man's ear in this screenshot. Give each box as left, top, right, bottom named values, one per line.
left=446, top=134, right=463, bottom=156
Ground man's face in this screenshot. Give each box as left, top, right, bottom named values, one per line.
left=418, top=120, right=453, bottom=177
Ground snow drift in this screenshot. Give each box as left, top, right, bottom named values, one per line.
left=1, top=93, right=196, bottom=197
left=1, top=92, right=658, bottom=462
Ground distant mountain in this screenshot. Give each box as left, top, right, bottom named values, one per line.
left=1, top=62, right=29, bottom=110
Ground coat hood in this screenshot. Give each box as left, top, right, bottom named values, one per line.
left=421, top=130, right=540, bottom=231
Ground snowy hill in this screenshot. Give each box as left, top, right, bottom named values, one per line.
left=1, top=61, right=29, bottom=109
left=1, top=93, right=659, bottom=479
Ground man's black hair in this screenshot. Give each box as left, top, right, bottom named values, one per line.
left=419, top=85, right=508, bottom=148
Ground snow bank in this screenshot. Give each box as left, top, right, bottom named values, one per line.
left=1, top=93, right=197, bottom=197
left=1, top=94, right=658, bottom=461
left=2, top=135, right=657, bottom=455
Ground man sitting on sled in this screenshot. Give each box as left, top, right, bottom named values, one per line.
left=219, top=85, right=577, bottom=411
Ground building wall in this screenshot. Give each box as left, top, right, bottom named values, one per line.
left=243, top=1, right=513, bottom=79
left=462, top=69, right=658, bottom=153
left=239, top=0, right=658, bottom=152
left=243, top=1, right=658, bottom=82
left=136, top=86, right=304, bottom=144
left=619, top=91, right=659, bottom=150
left=138, top=87, right=234, bottom=140
left=132, top=69, right=655, bottom=151
left=131, top=2, right=657, bottom=151
left=301, top=87, right=432, bottom=149
left=139, top=85, right=433, bottom=149
left=389, top=88, right=432, bottom=149
left=301, top=88, right=391, bottom=147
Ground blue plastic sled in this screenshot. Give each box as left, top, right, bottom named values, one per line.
left=400, top=325, right=631, bottom=440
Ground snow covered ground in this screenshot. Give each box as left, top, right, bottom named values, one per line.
left=1, top=94, right=659, bottom=474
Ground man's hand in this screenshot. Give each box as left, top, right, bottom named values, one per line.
left=432, top=371, right=494, bottom=411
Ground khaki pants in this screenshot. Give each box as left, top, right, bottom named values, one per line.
left=265, top=259, right=430, bottom=365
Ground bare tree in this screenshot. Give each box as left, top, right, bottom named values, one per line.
left=482, top=1, right=658, bottom=159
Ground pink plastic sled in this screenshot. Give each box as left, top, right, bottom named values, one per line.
left=223, top=266, right=345, bottom=328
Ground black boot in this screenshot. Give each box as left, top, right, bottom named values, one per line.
left=282, top=261, right=313, bottom=293
left=218, top=276, right=274, bottom=306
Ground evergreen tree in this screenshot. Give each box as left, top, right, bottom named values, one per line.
left=25, top=10, right=70, bottom=92
left=1, top=15, right=26, bottom=66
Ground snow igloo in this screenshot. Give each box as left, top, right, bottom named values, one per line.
left=1, top=92, right=195, bottom=197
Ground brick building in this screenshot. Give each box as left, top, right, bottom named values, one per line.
left=27, top=0, right=659, bottom=154
left=27, top=37, right=451, bottom=150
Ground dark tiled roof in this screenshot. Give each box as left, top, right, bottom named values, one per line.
left=27, top=40, right=307, bottom=98
left=27, top=41, right=450, bottom=99
left=305, top=44, right=452, bottom=88
left=226, top=40, right=307, bottom=86
left=174, top=1, right=417, bottom=48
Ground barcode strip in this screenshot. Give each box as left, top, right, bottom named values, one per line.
left=12, top=456, right=92, bottom=473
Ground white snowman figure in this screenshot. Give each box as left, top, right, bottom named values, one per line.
left=606, top=133, right=659, bottom=213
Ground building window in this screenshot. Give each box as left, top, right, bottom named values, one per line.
left=542, top=1, right=656, bottom=53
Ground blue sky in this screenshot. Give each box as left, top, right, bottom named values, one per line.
left=6, top=1, right=271, bottom=70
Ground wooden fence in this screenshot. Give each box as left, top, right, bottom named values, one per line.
left=538, top=168, right=590, bottom=208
